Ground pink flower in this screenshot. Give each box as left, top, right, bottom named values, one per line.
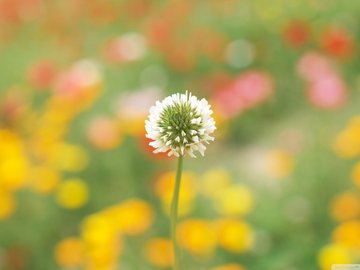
left=87, top=117, right=121, bottom=150
left=307, top=74, right=347, bottom=109
left=297, top=52, right=334, bottom=82
left=53, top=60, right=101, bottom=100
left=297, top=51, right=348, bottom=109
left=212, top=71, right=274, bottom=118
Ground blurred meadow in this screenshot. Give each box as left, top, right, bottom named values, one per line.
left=1, top=0, right=360, bottom=269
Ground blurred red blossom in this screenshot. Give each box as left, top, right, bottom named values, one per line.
left=27, top=60, right=58, bottom=90
left=0, top=88, right=27, bottom=124
left=321, top=26, right=356, bottom=59
left=140, top=134, right=173, bottom=160
left=122, top=0, right=152, bottom=18
left=4, top=246, right=29, bottom=270
left=145, top=1, right=227, bottom=71
left=212, top=71, right=274, bottom=119
left=53, top=60, right=101, bottom=102
left=0, top=0, right=43, bottom=24
left=283, top=20, right=311, bottom=48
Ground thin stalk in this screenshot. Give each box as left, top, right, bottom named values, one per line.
left=170, top=155, right=183, bottom=270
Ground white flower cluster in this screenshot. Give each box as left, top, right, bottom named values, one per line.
left=145, top=91, right=216, bottom=157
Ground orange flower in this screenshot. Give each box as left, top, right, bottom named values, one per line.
left=143, top=238, right=173, bottom=268
left=332, top=221, right=360, bottom=249
left=54, top=238, right=85, bottom=268
left=154, top=171, right=197, bottom=216
left=331, top=192, right=360, bottom=222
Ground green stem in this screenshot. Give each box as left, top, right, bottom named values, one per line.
left=170, top=155, right=183, bottom=270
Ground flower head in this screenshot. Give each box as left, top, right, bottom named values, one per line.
left=145, top=91, right=216, bottom=157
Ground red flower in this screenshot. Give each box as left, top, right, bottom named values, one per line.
left=27, top=60, right=57, bottom=89
left=321, top=27, right=356, bottom=59
left=140, top=135, right=173, bottom=160
left=283, top=20, right=311, bottom=48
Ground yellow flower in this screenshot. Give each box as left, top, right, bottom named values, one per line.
left=143, top=238, right=173, bottom=268
left=318, top=244, right=352, bottom=270
left=81, top=213, right=122, bottom=269
left=332, top=221, right=360, bottom=249
left=0, top=156, right=28, bottom=191
left=333, top=118, right=360, bottom=159
left=154, top=171, right=197, bottom=216
left=177, top=219, right=217, bottom=256
left=331, top=192, right=360, bottom=222
left=217, top=219, right=254, bottom=253
left=0, top=189, right=16, bottom=219
left=50, top=143, right=88, bottom=172
left=201, top=168, right=231, bottom=198
left=29, top=166, right=60, bottom=194
left=0, top=129, right=28, bottom=191
left=86, top=245, right=120, bottom=270
left=54, top=238, right=85, bottom=268
left=103, top=199, right=154, bottom=235
left=214, top=184, right=254, bottom=216
left=266, top=149, right=294, bottom=179
left=121, top=117, right=146, bottom=137
left=82, top=214, right=118, bottom=246
left=56, top=179, right=89, bottom=209
left=211, top=264, right=246, bottom=270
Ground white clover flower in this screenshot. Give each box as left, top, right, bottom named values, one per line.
left=145, top=91, right=216, bottom=157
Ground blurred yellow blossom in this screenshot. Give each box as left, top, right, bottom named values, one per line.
left=0, top=129, right=28, bottom=191
left=81, top=213, right=122, bottom=270
left=29, top=166, right=60, bottom=194
left=318, top=244, right=352, bottom=270
left=333, top=118, right=360, bottom=158
left=210, top=107, right=229, bottom=139
left=0, top=189, right=16, bottom=219
left=56, top=179, right=89, bottom=209
left=177, top=219, right=217, bottom=256
left=103, top=199, right=154, bottom=235
left=82, top=214, right=118, bottom=246
left=211, top=264, right=246, bottom=270
left=80, top=199, right=154, bottom=269
left=54, top=238, right=85, bottom=268
left=86, top=245, right=120, bottom=270
left=217, top=219, right=254, bottom=253
left=215, top=184, right=254, bottom=216
left=154, top=171, right=197, bottom=216
left=143, top=238, right=173, bottom=268
left=120, top=117, right=146, bottom=137
left=332, top=221, right=360, bottom=249
left=331, top=192, right=360, bottom=221
left=50, top=143, right=88, bottom=172
left=201, top=168, right=231, bottom=198
left=266, top=149, right=294, bottom=179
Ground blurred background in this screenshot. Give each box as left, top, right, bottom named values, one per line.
left=1, top=0, right=360, bottom=269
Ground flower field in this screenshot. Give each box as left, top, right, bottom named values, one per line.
left=1, top=0, right=360, bottom=269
